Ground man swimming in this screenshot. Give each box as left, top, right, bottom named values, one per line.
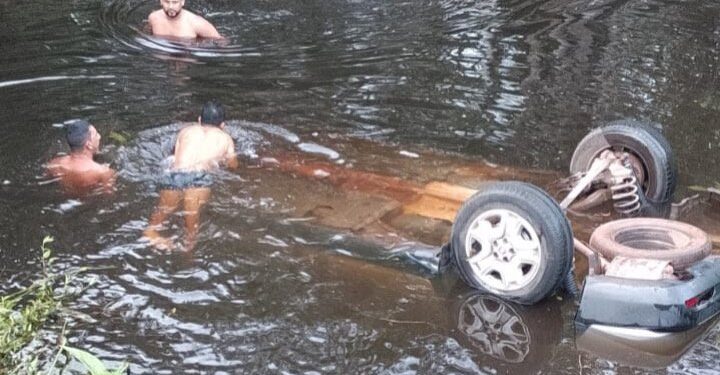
left=46, top=120, right=115, bottom=196
left=143, top=101, right=238, bottom=251
left=148, top=0, right=222, bottom=39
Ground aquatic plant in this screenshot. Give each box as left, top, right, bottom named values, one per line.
left=0, top=237, right=127, bottom=374
left=108, top=130, right=132, bottom=145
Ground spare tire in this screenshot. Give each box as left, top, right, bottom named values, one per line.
left=569, top=120, right=676, bottom=217
left=589, top=218, right=711, bottom=270
left=450, top=181, right=573, bottom=305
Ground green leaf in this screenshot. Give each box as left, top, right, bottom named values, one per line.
left=110, top=362, right=130, bottom=375
left=42, top=236, right=54, bottom=247
left=63, top=345, right=111, bottom=375
left=41, top=236, right=53, bottom=261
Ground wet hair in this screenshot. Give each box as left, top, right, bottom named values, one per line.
left=200, top=100, right=225, bottom=126
left=65, top=119, right=91, bottom=151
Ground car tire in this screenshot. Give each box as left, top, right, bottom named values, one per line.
left=589, top=218, right=711, bottom=270
left=569, top=119, right=676, bottom=217
left=450, top=181, right=574, bottom=305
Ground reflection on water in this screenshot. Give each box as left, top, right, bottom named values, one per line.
left=1, top=0, right=720, bottom=373
left=576, top=318, right=720, bottom=370
left=457, top=295, right=533, bottom=363
left=452, top=293, right=561, bottom=372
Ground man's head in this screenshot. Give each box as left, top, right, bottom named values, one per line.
left=66, top=120, right=100, bottom=153
left=200, top=100, right=225, bottom=127
left=160, top=0, right=185, bottom=18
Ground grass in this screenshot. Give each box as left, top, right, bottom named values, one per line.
left=0, top=237, right=127, bottom=374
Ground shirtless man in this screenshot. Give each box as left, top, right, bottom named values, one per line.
left=148, top=0, right=221, bottom=39
left=143, top=101, right=238, bottom=251
left=46, top=120, right=115, bottom=196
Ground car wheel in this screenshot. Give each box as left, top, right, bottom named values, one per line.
left=450, top=181, right=573, bottom=304
left=569, top=119, right=676, bottom=217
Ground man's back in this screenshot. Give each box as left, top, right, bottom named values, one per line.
left=172, top=124, right=235, bottom=171
left=144, top=101, right=235, bottom=252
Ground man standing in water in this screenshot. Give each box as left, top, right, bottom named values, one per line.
left=143, top=101, right=238, bottom=251
left=46, top=120, right=115, bottom=196
left=148, top=0, right=222, bottom=39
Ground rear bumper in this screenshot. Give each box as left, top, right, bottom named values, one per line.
left=575, top=256, right=720, bottom=332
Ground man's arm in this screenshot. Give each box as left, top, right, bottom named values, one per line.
left=147, top=12, right=158, bottom=35
left=225, top=139, right=239, bottom=170
left=97, top=165, right=116, bottom=195
left=195, top=17, right=222, bottom=39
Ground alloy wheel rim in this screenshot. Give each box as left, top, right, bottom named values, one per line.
left=463, top=209, right=542, bottom=292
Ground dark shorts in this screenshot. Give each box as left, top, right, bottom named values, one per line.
left=158, top=171, right=213, bottom=190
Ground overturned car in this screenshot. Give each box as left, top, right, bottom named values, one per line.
left=442, top=120, right=720, bottom=333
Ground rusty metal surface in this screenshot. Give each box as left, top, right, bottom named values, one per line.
left=574, top=238, right=605, bottom=276
left=559, top=149, right=646, bottom=214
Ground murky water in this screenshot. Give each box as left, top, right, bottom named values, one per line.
left=1, top=0, right=720, bottom=373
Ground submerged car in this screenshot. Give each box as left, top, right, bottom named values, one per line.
left=443, top=120, right=720, bottom=333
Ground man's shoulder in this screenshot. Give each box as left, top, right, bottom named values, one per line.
left=90, top=160, right=113, bottom=172
left=178, top=124, right=203, bottom=135
left=148, top=10, right=164, bottom=22
left=208, top=126, right=233, bottom=139
left=182, top=9, right=203, bottom=21
left=46, top=156, right=69, bottom=175
left=185, top=11, right=214, bottom=28
left=46, top=156, right=111, bottom=175
left=77, top=158, right=112, bottom=174
left=47, top=155, right=69, bottom=165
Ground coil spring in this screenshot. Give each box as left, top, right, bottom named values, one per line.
left=610, top=175, right=641, bottom=214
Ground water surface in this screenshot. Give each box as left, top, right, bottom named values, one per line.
left=1, top=0, right=720, bottom=373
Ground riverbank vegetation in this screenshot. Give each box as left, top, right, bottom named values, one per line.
left=0, top=237, right=126, bottom=374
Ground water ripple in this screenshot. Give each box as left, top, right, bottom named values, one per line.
left=0, top=74, right=115, bottom=89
